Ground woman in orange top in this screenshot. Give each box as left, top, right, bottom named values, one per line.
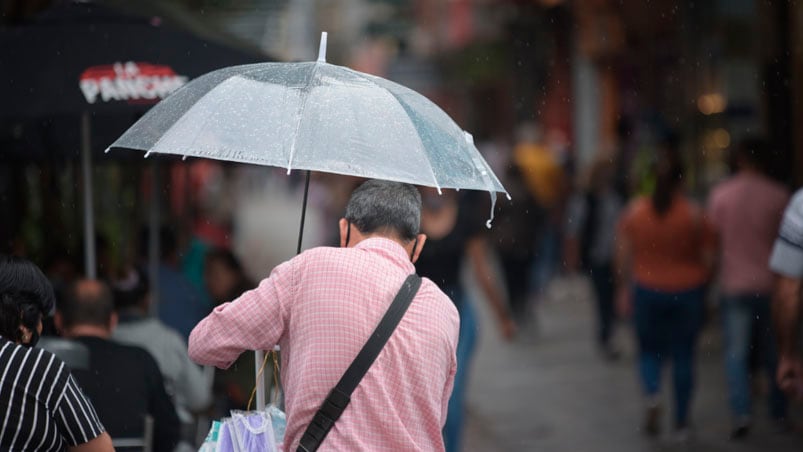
left=616, top=140, right=716, bottom=440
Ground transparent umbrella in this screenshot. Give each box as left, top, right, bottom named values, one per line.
left=109, top=33, right=507, bottom=209
left=108, top=32, right=508, bottom=409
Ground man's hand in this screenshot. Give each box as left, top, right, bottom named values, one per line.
left=773, top=274, right=802, bottom=399
left=777, top=354, right=803, bottom=400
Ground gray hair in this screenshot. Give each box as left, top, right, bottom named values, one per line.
left=345, top=180, right=421, bottom=241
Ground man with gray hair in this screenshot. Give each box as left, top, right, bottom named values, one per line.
left=190, top=179, right=459, bottom=451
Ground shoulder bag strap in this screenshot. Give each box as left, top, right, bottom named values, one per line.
left=297, top=274, right=422, bottom=452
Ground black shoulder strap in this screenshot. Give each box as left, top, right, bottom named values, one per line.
left=297, top=274, right=422, bottom=452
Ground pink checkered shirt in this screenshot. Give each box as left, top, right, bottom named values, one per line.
left=189, top=237, right=459, bottom=451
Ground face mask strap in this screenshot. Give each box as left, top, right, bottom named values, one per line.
left=345, top=220, right=351, bottom=247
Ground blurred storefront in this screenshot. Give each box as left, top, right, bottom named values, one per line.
left=573, top=0, right=798, bottom=191
left=5, top=0, right=803, bottom=264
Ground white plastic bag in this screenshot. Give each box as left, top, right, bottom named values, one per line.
left=199, top=405, right=287, bottom=452
left=230, top=410, right=276, bottom=452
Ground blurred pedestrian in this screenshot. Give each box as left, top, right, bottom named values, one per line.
left=416, top=188, right=516, bottom=452
left=56, top=279, right=180, bottom=451
left=203, top=248, right=256, bottom=413
left=143, top=226, right=210, bottom=342
left=565, top=156, right=623, bottom=360
left=0, top=255, right=113, bottom=451
left=615, top=138, right=716, bottom=439
left=707, top=138, right=790, bottom=438
left=204, top=248, right=254, bottom=307
left=189, top=180, right=459, bottom=451
left=112, top=267, right=213, bottom=446
left=769, top=189, right=803, bottom=401
left=513, top=122, right=566, bottom=308
left=492, top=166, right=542, bottom=328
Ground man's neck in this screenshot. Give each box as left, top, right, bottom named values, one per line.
left=63, top=325, right=112, bottom=339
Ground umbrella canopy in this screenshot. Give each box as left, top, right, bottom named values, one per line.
left=109, top=35, right=508, bottom=206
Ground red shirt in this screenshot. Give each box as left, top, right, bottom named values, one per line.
left=189, top=238, right=459, bottom=451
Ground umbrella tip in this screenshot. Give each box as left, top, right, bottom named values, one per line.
left=317, top=32, right=328, bottom=63
left=104, top=147, right=111, bottom=154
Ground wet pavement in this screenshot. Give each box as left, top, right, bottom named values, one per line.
left=462, top=275, right=803, bottom=452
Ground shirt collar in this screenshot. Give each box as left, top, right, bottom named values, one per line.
left=354, top=237, right=416, bottom=273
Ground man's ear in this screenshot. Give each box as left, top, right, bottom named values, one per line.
left=109, top=312, right=118, bottom=333
left=411, top=233, right=427, bottom=264
left=339, top=218, right=349, bottom=247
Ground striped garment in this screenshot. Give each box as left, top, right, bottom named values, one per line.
left=0, top=338, right=104, bottom=451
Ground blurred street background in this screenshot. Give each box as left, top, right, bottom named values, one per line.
left=463, top=275, right=803, bottom=451
left=3, top=0, right=803, bottom=450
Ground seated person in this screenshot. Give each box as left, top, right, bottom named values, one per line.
left=0, top=254, right=113, bottom=451
left=56, top=279, right=180, bottom=452
left=112, top=267, right=212, bottom=427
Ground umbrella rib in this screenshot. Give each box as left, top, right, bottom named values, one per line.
left=285, top=63, right=322, bottom=174
left=146, top=64, right=270, bottom=158
left=373, top=87, right=442, bottom=192
left=348, top=70, right=508, bottom=195
left=337, top=70, right=442, bottom=190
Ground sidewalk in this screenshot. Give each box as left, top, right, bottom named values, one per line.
left=462, top=275, right=803, bottom=452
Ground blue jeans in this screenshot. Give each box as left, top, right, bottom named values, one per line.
left=442, top=287, right=477, bottom=452
left=634, top=284, right=705, bottom=427
left=721, top=294, right=787, bottom=421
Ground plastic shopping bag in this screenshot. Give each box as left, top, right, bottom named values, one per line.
left=230, top=410, right=276, bottom=452
left=198, top=405, right=287, bottom=452
left=267, top=405, right=286, bottom=445
left=199, top=420, right=222, bottom=452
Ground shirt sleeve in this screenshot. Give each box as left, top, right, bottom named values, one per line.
left=53, top=372, right=105, bottom=446
left=188, top=257, right=294, bottom=368
left=770, top=189, right=803, bottom=277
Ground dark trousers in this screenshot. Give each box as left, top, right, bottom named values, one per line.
left=500, top=254, right=533, bottom=320
left=588, top=264, right=615, bottom=347
left=634, top=284, right=705, bottom=427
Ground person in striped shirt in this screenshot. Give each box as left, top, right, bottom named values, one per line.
left=0, top=255, right=113, bottom=451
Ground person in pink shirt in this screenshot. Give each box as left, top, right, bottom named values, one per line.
left=189, top=180, right=459, bottom=451
left=707, top=138, right=790, bottom=439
